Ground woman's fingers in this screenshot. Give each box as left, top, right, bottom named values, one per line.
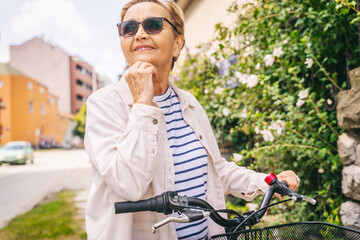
left=277, top=170, right=300, bottom=191
left=125, top=61, right=158, bottom=105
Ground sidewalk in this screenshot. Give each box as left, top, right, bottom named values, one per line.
left=74, top=188, right=90, bottom=228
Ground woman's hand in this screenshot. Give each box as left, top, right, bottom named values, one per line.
left=277, top=170, right=300, bottom=191
left=125, top=61, right=158, bottom=105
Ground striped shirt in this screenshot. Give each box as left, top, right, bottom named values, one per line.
left=154, top=86, right=209, bottom=240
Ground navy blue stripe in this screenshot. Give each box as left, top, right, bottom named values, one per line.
left=172, top=147, right=204, bottom=157
left=174, top=155, right=208, bottom=166
left=175, top=163, right=207, bottom=175
left=160, top=101, right=180, bottom=109
left=166, top=117, right=184, bottom=125
left=176, top=183, right=205, bottom=193
left=175, top=173, right=207, bottom=184
left=178, top=226, right=208, bottom=239
left=167, top=125, right=189, bottom=133
left=156, top=93, right=176, bottom=103
left=175, top=218, right=207, bottom=231
left=165, top=109, right=181, bottom=116
left=170, top=139, right=199, bottom=149
left=192, top=192, right=206, bottom=198
left=168, top=132, right=194, bottom=141
left=199, top=235, right=208, bottom=240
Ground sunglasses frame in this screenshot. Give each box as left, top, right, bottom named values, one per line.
left=117, top=17, right=180, bottom=37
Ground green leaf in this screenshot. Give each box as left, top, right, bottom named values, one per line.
left=350, top=17, right=360, bottom=25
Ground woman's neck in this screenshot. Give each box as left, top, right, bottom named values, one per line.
left=153, top=68, right=171, bottom=96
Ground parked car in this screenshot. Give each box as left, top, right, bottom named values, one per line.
left=0, top=141, right=34, bottom=165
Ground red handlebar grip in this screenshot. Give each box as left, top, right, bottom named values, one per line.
left=265, top=173, right=277, bottom=185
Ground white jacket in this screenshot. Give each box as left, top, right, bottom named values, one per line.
left=84, top=79, right=269, bottom=239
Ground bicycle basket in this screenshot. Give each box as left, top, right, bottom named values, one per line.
left=210, top=221, right=360, bottom=240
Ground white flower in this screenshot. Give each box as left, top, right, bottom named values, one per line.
left=214, top=86, right=224, bottom=95
left=264, top=54, right=275, bottom=66
left=304, top=58, right=314, bottom=68
left=272, top=47, right=283, bottom=57
left=327, top=99, right=333, bottom=105
left=233, top=153, right=243, bottom=163
left=254, top=126, right=260, bottom=134
left=296, top=99, right=305, bottom=107
left=222, top=108, right=230, bottom=116
left=205, top=45, right=218, bottom=64
left=243, top=46, right=254, bottom=57
left=246, top=74, right=259, bottom=88
left=298, top=89, right=309, bottom=99
left=255, top=63, right=261, bottom=70
left=271, top=120, right=285, bottom=136
left=235, top=71, right=259, bottom=88
left=318, top=168, right=324, bottom=174
left=235, top=71, right=249, bottom=84
left=204, top=88, right=209, bottom=94
left=240, top=108, right=247, bottom=118
left=283, top=39, right=289, bottom=44
left=260, top=129, right=274, bottom=142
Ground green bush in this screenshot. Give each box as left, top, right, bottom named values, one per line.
left=73, top=103, right=86, bottom=139
left=174, top=0, right=359, bottom=224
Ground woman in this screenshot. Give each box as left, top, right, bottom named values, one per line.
left=84, top=0, right=300, bottom=239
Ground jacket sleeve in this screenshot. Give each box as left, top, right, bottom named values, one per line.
left=84, top=92, right=163, bottom=201
left=193, top=99, right=269, bottom=201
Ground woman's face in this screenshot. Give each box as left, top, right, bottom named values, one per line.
left=120, top=2, right=182, bottom=70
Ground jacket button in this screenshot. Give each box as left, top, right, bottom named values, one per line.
left=199, top=135, right=203, bottom=140
left=153, top=119, right=158, bottom=125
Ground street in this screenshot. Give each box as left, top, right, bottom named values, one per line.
left=0, top=149, right=92, bottom=228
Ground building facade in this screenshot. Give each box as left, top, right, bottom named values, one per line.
left=176, top=0, right=236, bottom=50
left=10, top=37, right=104, bottom=115
left=0, top=63, right=69, bottom=146
left=69, top=56, right=95, bottom=114
left=10, top=37, right=72, bottom=114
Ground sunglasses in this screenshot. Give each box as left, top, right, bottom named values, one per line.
left=117, top=17, right=180, bottom=37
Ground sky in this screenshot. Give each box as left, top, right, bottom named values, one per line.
left=0, top=0, right=130, bottom=82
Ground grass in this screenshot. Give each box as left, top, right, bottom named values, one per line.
left=0, top=191, right=87, bottom=240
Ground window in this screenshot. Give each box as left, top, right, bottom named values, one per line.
left=76, top=79, right=83, bottom=86
left=0, top=99, right=4, bottom=110
left=40, top=103, right=45, bottom=115
left=28, top=82, right=33, bottom=90
left=39, top=86, right=44, bottom=94
left=76, top=95, right=83, bottom=101
left=50, top=98, right=56, bottom=105
left=86, top=84, right=92, bottom=91
left=28, top=100, right=33, bottom=113
left=0, top=80, right=3, bottom=88
left=76, top=64, right=82, bottom=71
left=76, top=64, right=92, bottom=77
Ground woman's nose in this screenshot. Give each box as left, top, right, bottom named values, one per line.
left=135, top=24, right=149, bottom=40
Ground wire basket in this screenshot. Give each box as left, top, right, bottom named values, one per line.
left=210, top=222, right=360, bottom=240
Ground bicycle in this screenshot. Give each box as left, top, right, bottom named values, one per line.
left=114, top=173, right=360, bottom=239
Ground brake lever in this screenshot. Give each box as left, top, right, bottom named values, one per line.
left=152, top=210, right=210, bottom=234
left=152, top=213, right=189, bottom=234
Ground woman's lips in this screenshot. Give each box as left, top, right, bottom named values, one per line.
left=133, top=45, right=155, bottom=52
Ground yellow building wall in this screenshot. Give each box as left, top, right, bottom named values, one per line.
left=11, top=75, right=37, bottom=144
left=0, top=73, right=70, bottom=146
left=0, top=75, right=12, bottom=144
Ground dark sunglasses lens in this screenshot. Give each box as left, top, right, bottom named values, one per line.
left=120, top=21, right=139, bottom=36
left=143, top=18, right=163, bottom=34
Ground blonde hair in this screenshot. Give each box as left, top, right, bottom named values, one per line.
left=120, top=0, right=185, bottom=69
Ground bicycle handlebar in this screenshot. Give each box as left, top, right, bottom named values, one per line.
left=114, top=173, right=316, bottom=231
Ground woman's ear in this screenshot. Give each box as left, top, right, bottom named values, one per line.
left=174, top=35, right=185, bottom=57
